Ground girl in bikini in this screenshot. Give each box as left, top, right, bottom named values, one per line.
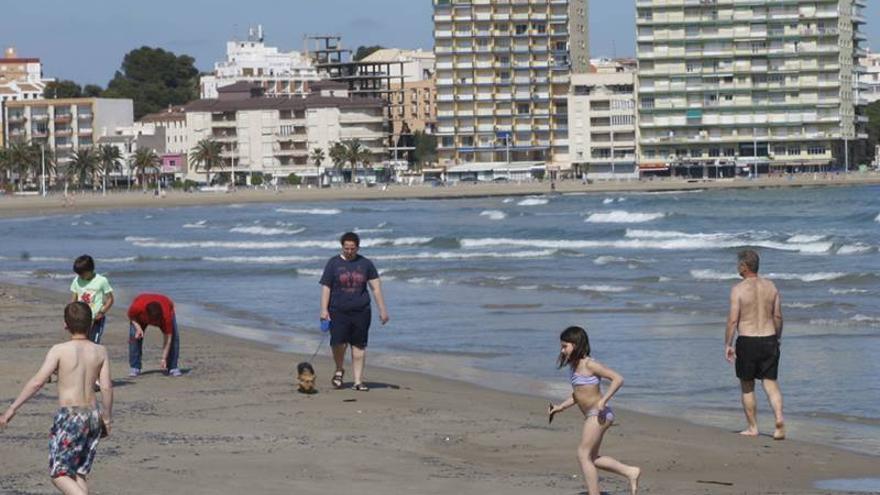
left=548, top=326, right=640, bottom=495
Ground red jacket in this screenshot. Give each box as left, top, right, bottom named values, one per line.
left=128, top=293, right=175, bottom=335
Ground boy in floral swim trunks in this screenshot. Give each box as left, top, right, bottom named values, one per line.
left=0, top=302, right=113, bottom=495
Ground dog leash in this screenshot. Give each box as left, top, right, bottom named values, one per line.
left=308, top=331, right=328, bottom=363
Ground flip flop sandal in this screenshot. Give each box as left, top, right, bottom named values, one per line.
left=331, top=370, right=344, bottom=389
left=352, top=383, right=369, bottom=392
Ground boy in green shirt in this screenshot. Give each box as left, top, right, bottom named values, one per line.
left=70, top=255, right=114, bottom=344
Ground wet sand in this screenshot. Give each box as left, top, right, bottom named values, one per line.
left=2, top=173, right=880, bottom=219
left=0, top=282, right=877, bottom=494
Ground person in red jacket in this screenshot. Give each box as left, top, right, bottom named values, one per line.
left=127, top=294, right=182, bottom=377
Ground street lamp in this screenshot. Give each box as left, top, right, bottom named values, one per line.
left=40, top=143, right=46, bottom=197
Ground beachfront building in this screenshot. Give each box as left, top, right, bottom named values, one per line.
left=3, top=98, right=134, bottom=178
left=200, top=25, right=320, bottom=99
left=361, top=48, right=437, bottom=164
left=184, top=81, right=386, bottom=185
left=859, top=49, right=880, bottom=104
left=433, top=0, right=589, bottom=174
left=636, top=0, right=870, bottom=176
left=133, top=106, right=189, bottom=178
left=0, top=47, right=52, bottom=147
left=569, top=59, right=639, bottom=180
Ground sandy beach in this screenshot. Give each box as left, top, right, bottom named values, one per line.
left=0, top=282, right=877, bottom=495
left=2, top=173, right=880, bottom=219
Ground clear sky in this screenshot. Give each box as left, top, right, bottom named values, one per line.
left=1, top=1, right=878, bottom=85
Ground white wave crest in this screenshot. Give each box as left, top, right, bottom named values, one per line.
left=407, top=277, right=445, bottom=286
left=502, top=198, right=514, bottom=204
left=183, top=220, right=207, bottom=229
left=461, top=236, right=831, bottom=254
left=128, top=237, right=433, bottom=250
left=690, top=269, right=739, bottom=281
left=829, top=288, right=868, bottom=295
left=602, top=198, right=614, bottom=205
left=691, top=269, right=846, bottom=282
left=518, top=197, right=549, bottom=206
left=784, top=302, right=820, bottom=309
left=875, top=213, right=880, bottom=223
left=837, top=244, right=872, bottom=255
left=374, top=249, right=557, bottom=261
left=787, top=234, right=826, bottom=243
left=578, top=284, right=629, bottom=293
left=480, top=210, right=507, bottom=221
left=230, top=226, right=306, bottom=236
left=276, top=208, right=342, bottom=215
left=203, top=255, right=322, bottom=264
left=124, top=236, right=155, bottom=242
left=296, top=268, right=323, bottom=277
left=850, top=314, right=880, bottom=324
left=586, top=211, right=666, bottom=224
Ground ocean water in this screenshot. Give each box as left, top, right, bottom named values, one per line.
left=1, top=186, right=878, bottom=454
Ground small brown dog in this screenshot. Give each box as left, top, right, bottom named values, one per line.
left=297, top=362, right=317, bottom=394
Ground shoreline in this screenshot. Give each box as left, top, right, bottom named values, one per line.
left=2, top=173, right=880, bottom=218
left=1, top=281, right=878, bottom=494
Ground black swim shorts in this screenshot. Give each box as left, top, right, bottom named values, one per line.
left=735, top=335, right=780, bottom=381
left=328, top=308, right=372, bottom=348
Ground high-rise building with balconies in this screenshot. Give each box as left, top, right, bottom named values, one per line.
left=433, top=0, right=588, bottom=170
left=636, top=0, right=869, bottom=176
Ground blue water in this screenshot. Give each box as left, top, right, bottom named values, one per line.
left=1, top=187, right=879, bottom=454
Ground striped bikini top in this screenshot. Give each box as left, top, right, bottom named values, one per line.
left=570, top=368, right=600, bottom=387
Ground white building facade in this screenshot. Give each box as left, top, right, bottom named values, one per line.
left=200, top=26, right=321, bottom=99
left=859, top=49, right=880, bottom=104
left=637, top=0, right=869, bottom=176
left=433, top=0, right=589, bottom=168
left=569, top=65, right=638, bottom=180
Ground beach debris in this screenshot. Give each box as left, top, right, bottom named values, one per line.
left=697, top=480, right=734, bottom=486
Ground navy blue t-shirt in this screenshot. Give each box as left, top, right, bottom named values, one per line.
left=319, top=255, right=379, bottom=312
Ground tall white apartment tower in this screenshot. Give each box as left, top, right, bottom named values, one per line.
left=636, top=0, right=868, bottom=175
left=433, top=0, right=588, bottom=167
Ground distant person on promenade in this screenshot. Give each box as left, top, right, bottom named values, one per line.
left=0, top=302, right=113, bottom=495
left=127, top=293, right=182, bottom=377
left=724, top=249, right=785, bottom=439
left=319, top=232, right=389, bottom=391
left=548, top=326, right=640, bottom=495
left=69, top=255, right=114, bottom=344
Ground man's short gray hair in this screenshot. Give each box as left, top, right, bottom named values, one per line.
left=738, top=249, right=760, bottom=273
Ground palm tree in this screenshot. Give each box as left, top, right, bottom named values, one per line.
left=131, top=148, right=159, bottom=191
left=189, top=139, right=223, bottom=185
left=344, top=140, right=372, bottom=184
left=5, top=141, right=40, bottom=190
left=310, top=147, right=326, bottom=168
left=69, top=148, right=100, bottom=190
left=98, top=145, right=123, bottom=196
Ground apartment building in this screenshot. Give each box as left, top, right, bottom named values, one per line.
left=0, top=47, right=52, bottom=146
left=569, top=59, right=638, bottom=180
left=860, top=49, right=880, bottom=104
left=636, top=0, right=869, bottom=176
left=362, top=48, right=438, bottom=140
left=200, top=25, right=320, bottom=99
left=433, top=0, right=589, bottom=168
left=3, top=98, right=133, bottom=168
left=184, top=82, right=386, bottom=183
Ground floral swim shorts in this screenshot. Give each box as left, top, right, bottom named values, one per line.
left=49, top=407, right=101, bottom=478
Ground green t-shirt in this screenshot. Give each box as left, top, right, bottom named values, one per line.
left=70, top=274, right=113, bottom=319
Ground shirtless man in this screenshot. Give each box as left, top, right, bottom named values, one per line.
left=0, top=302, right=113, bottom=495
left=724, top=250, right=785, bottom=440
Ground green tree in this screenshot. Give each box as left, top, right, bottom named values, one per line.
left=44, top=80, right=83, bottom=99
left=98, top=145, right=123, bottom=195
left=344, top=140, right=372, bottom=183
left=310, top=147, right=326, bottom=168
left=353, top=45, right=384, bottom=61
left=83, top=84, right=104, bottom=97
left=5, top=141, right=40, bottom=190
left=329, top=142, right=347, bottom=170
left=413, top=131, right=438, bottom=169
left=189, top=139, right=224, bottom=184
left=865, top=100, right=880, bottom=163
left=131, top=147, right=159, bottom=191
left=69, top=148, right=99, bottom=190
left=103, top=47, right=199, bottom=119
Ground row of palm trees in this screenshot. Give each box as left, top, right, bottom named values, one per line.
left=0, top=137, right=375, bottom=192
left=0, top=140, right=163, bottom=194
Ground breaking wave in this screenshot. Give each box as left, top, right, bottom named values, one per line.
left=518, top=197, right=549, bottom=206
left=586, top=211, right=666, bottom=224
left=230, top=226, right=306, bottom=236
left=480, top=210, right=507, bottom=221
left=276, top=208, right=341, bottom=215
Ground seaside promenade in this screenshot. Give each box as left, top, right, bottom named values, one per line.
left=2, top=173, right=880, bottom=219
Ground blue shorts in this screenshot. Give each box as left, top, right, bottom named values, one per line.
left=328, top=308, right=371, bottom=348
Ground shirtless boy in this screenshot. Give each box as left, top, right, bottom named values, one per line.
left=724, top=250, right=785, bottom=440
left=0, top=302, right=113, bottom=495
